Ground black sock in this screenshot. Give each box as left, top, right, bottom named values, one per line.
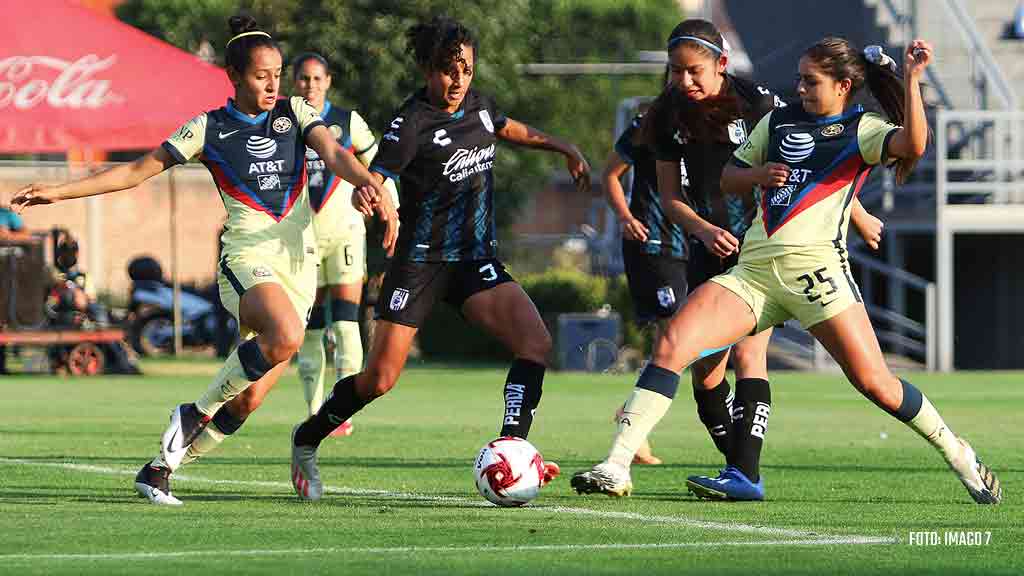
left=499, top=358, right=545, bottom=439
left=728, top=378, right=771, bottom=483
left=211, top=406, right=247, bottom=435
left=693, top=379, right=733, bottom=456
left=294, top=375, right=369, bottom=448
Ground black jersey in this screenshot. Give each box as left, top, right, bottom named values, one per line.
left=653, top=75, right=780, bottom=238
left=370, top=88, right=507, bottom=262
left=615, top=114, right=686, bottom=260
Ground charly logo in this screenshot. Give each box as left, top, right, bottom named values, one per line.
left=246, top=136, right=277, bottom=159
left=821, top=123, right=844, bottom=137
left=727, top=119, right=747, bottom=144
left=479, top=109, right=494, bottom=133
left=442, top=144, right=496, bottom=182
left=272, top=116, right=292, bottom=134
left=389, top=288, right=410, bottom=311
left=0, top=55, right=124, bottom=110
left=779, top=132, right=814, bottom=163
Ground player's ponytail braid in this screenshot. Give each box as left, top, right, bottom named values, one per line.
left=406, top=16, right=477, bottom=76
left=805, top=37, right=922, bottom=183
left=225, top=13, right=280, bottom=73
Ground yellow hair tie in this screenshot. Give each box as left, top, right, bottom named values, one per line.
left=227, top=31, right=271, bottom=46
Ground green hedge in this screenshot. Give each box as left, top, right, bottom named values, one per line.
left=417, top=268, right=650, bottom=361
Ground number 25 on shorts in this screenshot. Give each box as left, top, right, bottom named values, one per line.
left=796, top=267, right=838, bottom=306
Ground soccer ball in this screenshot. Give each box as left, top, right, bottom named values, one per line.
left=473, top=436, right=545, bottom=507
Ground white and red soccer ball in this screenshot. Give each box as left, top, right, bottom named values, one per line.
left=473, top=437, right=545, bottom=507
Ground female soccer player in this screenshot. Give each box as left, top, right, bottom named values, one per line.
left=11, top=15, right=395, bottom=506
left=289, top=16, right=590, bottom=501
left=581, top=20, right=882, bottom=498
left=579, top=36, right=1001, bottom=505
left=290, top=52, right=399, bottom=431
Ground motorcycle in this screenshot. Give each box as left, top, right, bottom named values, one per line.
left=127, top=257, right=237, bottom=356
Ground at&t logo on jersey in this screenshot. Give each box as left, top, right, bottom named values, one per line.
left=246, top=136, right=277, bottom=159
left=442, top=144, right=496, bottom=182
left=779, top=132, right=814, bottom=163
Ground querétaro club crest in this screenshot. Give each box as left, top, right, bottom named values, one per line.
left=390, top=288, right=410, bottom=311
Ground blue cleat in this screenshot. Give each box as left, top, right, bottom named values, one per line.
left=686, top=465, right=764, bottom=501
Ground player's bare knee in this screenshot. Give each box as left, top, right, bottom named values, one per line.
left=731, top=345, right=766, bottom=373
left=363, top=365, right=399, bottom=399
left=516, top=326, right=552, bottom=364
left=266, top=319, right=304, bottom=364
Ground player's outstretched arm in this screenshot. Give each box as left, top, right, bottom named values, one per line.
left=10, top=147, right=175, bottom=213
left=497, top=118, right=590, bottom=194
left=602, top=150, right=648, bottom=243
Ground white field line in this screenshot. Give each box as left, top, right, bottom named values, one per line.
left=0, top=538, right=898, bottom=563
left=0, top=457, right=898, bottom=546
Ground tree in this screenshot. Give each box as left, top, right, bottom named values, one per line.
left=118, top=0, right=682, bottom=228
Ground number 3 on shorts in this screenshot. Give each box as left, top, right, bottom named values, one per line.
left=796, top=267, right=838, bottom=305
left=479, top=263, right=498, bottom=282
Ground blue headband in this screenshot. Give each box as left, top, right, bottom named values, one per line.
left=667, top=35, right=723, bottom=55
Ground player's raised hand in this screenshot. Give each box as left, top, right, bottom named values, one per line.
left=905, top=39, right=932, bottom=78
left=10, top=183, right=57, bottom=213
left=757, top=163, right=790, bottom=189
left=567, top=146, right=591, bottom=195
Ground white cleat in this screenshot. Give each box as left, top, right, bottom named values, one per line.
left=570, top=462, right=633, bottom=497
left=291, top=424, right=323, bottom=501
left=134, top=463, right=183, bottom=506
left=948, top=438, right=1001, bottom=505
left=160, top=403, right=211, bottom=471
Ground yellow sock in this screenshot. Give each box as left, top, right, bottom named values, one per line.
left=180, top=424, right=227, bottom=467
left=607, top=388, right=674, bottom=469
left=907, top=396, right=961, bottom=464
left=332, top=320, right=363, bottom=381
left=297, top=328, right=326, bottom=415
left=194, top=340, right=271, bottom=416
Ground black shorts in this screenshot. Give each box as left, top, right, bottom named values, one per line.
left=622, top=241, right=687, bottom=325
left=375, top=258, right=515, bottom=328
left=687, top=240, right=740, bottom=290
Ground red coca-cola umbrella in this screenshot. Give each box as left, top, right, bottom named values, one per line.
left=0, top=0, right=233, bottom=153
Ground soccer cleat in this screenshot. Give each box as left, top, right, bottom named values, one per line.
left=329, top=419, right=354, bottom=437
left=686, top=465, right=764, bottom=501
left=542, top=461, right=560, bottom=486
left=570, top=462, right=633, bottom=497
left=291, top=424, right=323, bottom=501
left=947, top=438, right=1001, bottom=505
left=134, top=463, right=183, bottom=506
left=160, top=403, right=211, bottom=471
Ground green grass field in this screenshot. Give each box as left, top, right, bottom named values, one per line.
left=1, top=359, right=1021, bottom=575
